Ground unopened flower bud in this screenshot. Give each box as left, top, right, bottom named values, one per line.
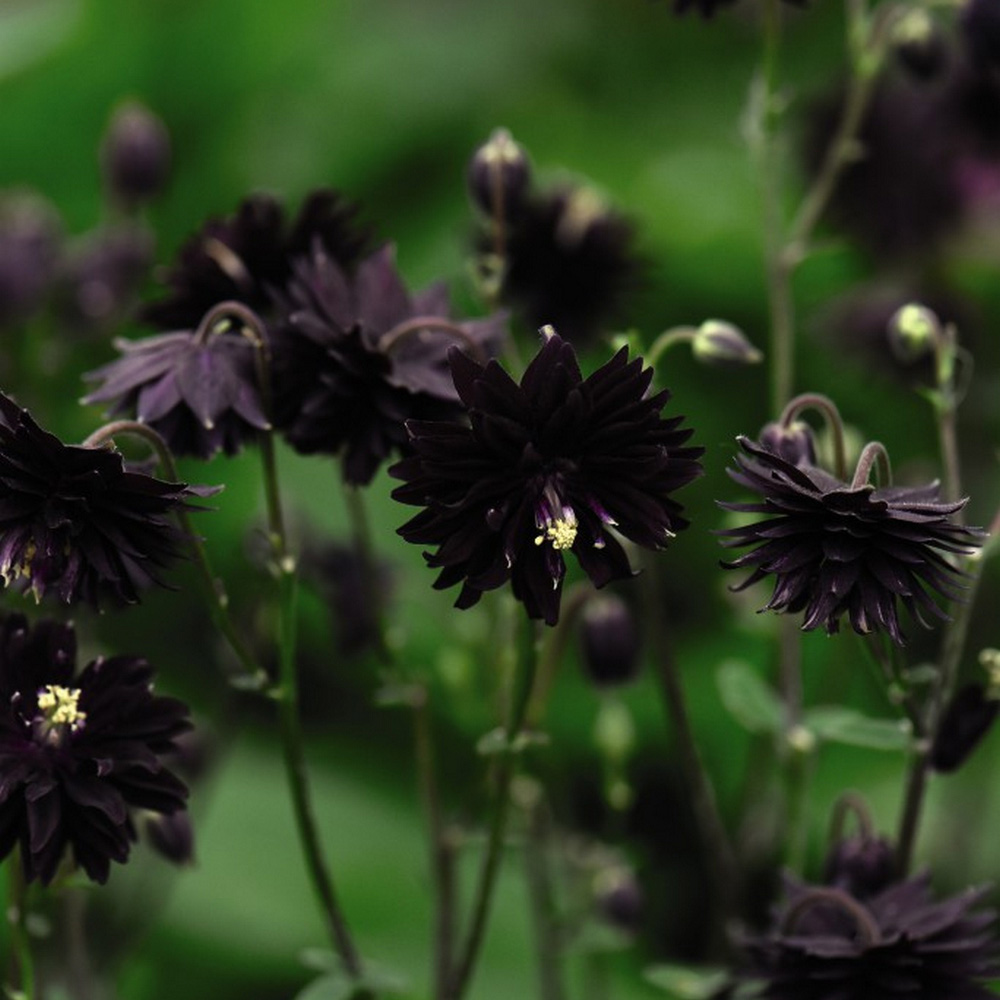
left=887, top=303, right=940, bottom=363
left=823, top=835, right=895, bottom=900
left=467, top=128, right=531, bottom=222
left=145, top=810, right=195, bottom=866
left=893, top=10, right=947, bottom=80
left=580, top=594, right=641, bottom=687
left=0, top=192, right=62, bottom=330
left=593, top=866, right=642, bottom=932
left=100, top=101, right=171, bottom=206
left=930, top=683, right=1000, bottom=773
left=759, top=420, right=817, bottom=467
left=691, top=319, right=763, bottom=367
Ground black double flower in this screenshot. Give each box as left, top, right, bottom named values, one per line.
left=392, top=330, right=702, bottom=625
left=0, top=613, right=190, bottom=884
left=0, top=393, right=212, bottom=608
left=719, top=436, right=980, bottom=645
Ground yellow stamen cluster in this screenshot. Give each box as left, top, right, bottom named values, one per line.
left=37, top=684, right=87, bottom=731
left=535, top=514, right=578, bottom=551
left=1, top=540, right=36, bottom=586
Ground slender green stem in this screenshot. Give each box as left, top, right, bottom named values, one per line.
left=643, top=554, right=738, bottom=939
left=83, top=420, right=265, bottom=686
left=520, top=783, right=566, bottom=1000
left=645, top=327, right=698, bottom=369
left=413, top=688, right=456, bottom=1000
left=446, top=621, right=541, bottom=1000
left=341, top=478, right=391, bottom=663
left=6, top=853, right=36, bottom=1000
left=895, top=554, right=985, bottom=875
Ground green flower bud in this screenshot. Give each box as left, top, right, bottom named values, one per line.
left=887, top=303, right=940, bottom=363
left=691, top=320, right=763, bottom=367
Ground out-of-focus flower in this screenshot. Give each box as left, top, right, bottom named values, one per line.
left=0, top=192, right=62, bottom=331
left=758, top=420, right=817, bottom=468
left=100, top=101, right=171, bottom=207
left=892, top=10, right=948, bottom=81
left=83, top=319, right=270, bottom=460
left=55, top=224, right=155, bottom=334
left=580, top=593, right=641, bottom=687
left=270, top=243, right=506, bottom=485
left=392, top=329, right=702, bottom=625
left=0, top=392, right=214, bottom=608
left=468, top=128, right=531, bottom=221
left=0, top=613, right=190, bottom=884
left=744, top=873, right=999, bottom=1000
left=823, top=834, right=896, bottom=900
left=691, top=320, right=763, bottom=367
left=886, top=302, right=940, bottom=364
left=142, top=190, right=372, bottom=330
left=490, top=187, right=641, bottom=345
left=719, top=436, right=980, bottom=645
left=931, top=683, right=1000, bottom=773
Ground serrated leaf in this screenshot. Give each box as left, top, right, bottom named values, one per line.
left=804, top=707, right=912, bottom=751
left=716, top=660, right=783, bottom=735
left=644, top=963, right=730, bottom=999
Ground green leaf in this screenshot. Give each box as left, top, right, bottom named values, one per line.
left=644, top=963, right=730, bottom=999
left=716, top=660, right=783, bottom=735
left=293, top=973, right=354, bottom=1000
left=804, top=707, right=912, bottom=751
left=0, top=0, right=81, bottom=82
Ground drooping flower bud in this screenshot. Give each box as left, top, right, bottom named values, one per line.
left=467, top=128, right=531, bottom=221
left=823, top=834, right=896, bottom=900
left=593, top=866, right=643, bottom=933
left=887, top=302, right=940, bottom=364
left=145, top=810, right=195, bottom=866
left=758, top=420, right=817, bottom=467
left=580, top=594, right=641, bottom=687
left=100, top=101, right=171, bottom=206
left=930, top=683, right=1000, bottom=773
left=691, top=319, right=763, bottom=367
left=0, top=191, right=62, bottom=330
left=892, top=10, right=947, bottom=80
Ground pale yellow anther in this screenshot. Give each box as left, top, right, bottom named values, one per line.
left=534, top=513, right=578, bottom=551
left=37, top=685, right=87, bottom=731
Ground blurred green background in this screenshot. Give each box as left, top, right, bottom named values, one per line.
left=1, top=0, right=999, bottom=997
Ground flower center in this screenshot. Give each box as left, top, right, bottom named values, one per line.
left=36, top=684, right=87, bottom=736
left=1, top=539, right=36, bottom=586
left=535, top=512, right=578, bottom=551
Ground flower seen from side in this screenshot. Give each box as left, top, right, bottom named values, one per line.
left=270, top=243, right=506, bottom=485
left=744, top=873, right=1000, bottom=1000
left=0, top=392, right=213, bottom=607
left=392, top=329, right=702, bottom=625
left=0, top=613, right=190, bottom=884
left=719, top=436, right=980, bottom=645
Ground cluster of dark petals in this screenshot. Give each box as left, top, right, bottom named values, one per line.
left=489, top=188, right=641, bottom=345
left=719, top=436, right=980, bottom=645
left=392, top=331, right=703, bottom=625
left=0, top=613, right=190, bottom=884
left=0, top=393, right=213, bottom=608
left=141, top=189, right=371, bottom=331
left=83, top=325, right=270, bottom=460
left=270, top=243, right=506, bottom=486
left=745, top=874, right=1000, bottom=1000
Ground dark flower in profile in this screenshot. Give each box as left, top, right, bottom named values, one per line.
left=719, top=437, right=980, bottom=645
left=0, top=613, right=190, bottom=884
left=823, top=834, right=896, bottom=900
left=580, top=593, right=642, bottom=687
left=392, top=330, right=702, bottom=625
left=0, top=393, right=213, bottom=607
left=745, top=874, right=1000, bottom=1000
left=931, top=683, right=1000, bottom=773
left=83, top=320, right=270, bottom=459
left=270, top=243, right=506, bottom=485
left=490, top=187, right=641, bottom=344
left=803, top=80, right=964, bottom=260
left=142, top=189, right=372, bottom=330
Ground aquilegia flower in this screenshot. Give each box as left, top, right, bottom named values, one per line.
left=719, top=436, right=980, bottom=645
left=392, top=330, right=702, bottom=625
left=141, top=189, right=372, bottom=330
left=744, top=873, right=1000, bottom=1000
left=270, top=243, right=506, bottom=485
left=0, top=612, right=190, bottom=884
left=0, top=393, right=212, bottom=607
left=83, top=320, right=270, bottom=459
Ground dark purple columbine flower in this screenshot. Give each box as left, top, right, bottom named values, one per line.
left=487, top=187, right=641, bottom=345
left=719, top=437, right=980, bottom=645
left=83, top=321, right=270, bottom=460
left=745, top=874, right=1000, bottom=1000
left=0, top=393, right=213, bottom=608
left=269, top=243, right=506, bottom=485
left=392, top=330, right=702, bottom=626
left=100, top=101, right=171, bottom=208
left=141, top=189, right=372, bottom=330
left=0, top=192, right=62, bottom=332
left=0, top=613, right=190, bottom=885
